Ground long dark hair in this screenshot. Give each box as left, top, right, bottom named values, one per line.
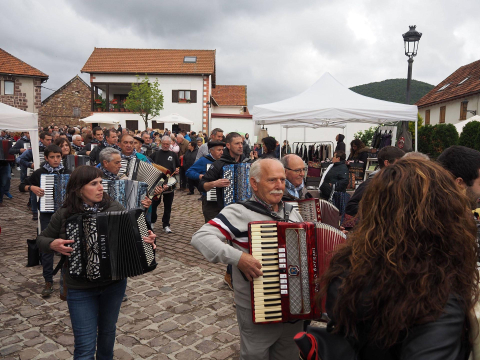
left=63, top=166, right=110, bottom=217
left=54, top=138, right=75, bottom=156
left=318, top=158, right=479, bottom=347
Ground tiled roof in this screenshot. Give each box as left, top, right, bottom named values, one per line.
left=0, top=48, right=48, bottom=78
left=211, top=85, right=247, bottom=106
left=81, top=48, right=215, bottom=76
left=416, top=59, right=480, bottom=108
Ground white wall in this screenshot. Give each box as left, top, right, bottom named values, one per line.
left=211, top=117, right=255, bottom=138
left=212, top=105, right=244, bottom=114
left=93, top=73, right=205, bottom=132
left=419, top=94, right=480, bottom=125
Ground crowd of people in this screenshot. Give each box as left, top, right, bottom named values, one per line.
left=2, top=123, right=480, bottom=359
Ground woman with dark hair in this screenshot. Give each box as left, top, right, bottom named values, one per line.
left=54, top=137, right=75, bottom=158
left=184, top=141, right=199, bottom=195
left=305, top=159, right=479, bottom=359
left=37, top=165, right=157, bottom=359
left=260, top=136, right=278, bottom=159
left=346, top=139, right=367, bottom=162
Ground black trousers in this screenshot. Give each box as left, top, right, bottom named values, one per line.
left=180, top=166, right=187, bottom=189
left=151, top=191, right=174, bottom=228
left=188, top=178, right=199, bottom=194
left=39, top=213, right=55, bottom=283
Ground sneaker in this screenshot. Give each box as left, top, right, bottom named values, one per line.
left=163, top=226, right=172, bottom=233
left=41, top=282, right=53, bottom=297
left=5, top=193, right=12, bottom=199
left=224, top=272, right=234, bottom=291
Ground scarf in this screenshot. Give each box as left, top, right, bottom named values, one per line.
left=121, top=149, right=137, bottom=161
left=39, top=142, right=47, bottom=151
left=21, top=135, right=29, bottom=142
left=102, top=140, right=121, bottom=151
left=285, top=179, right=304, bottom=199
left=100, top=165, right=118, bottom=180
left=251, top=193, right=283, bottom=214
left=82, top=202, right=102, bottom=213
left=71, top=143, right=83, bottom=152
left=43, top=162, right=64, bottom=174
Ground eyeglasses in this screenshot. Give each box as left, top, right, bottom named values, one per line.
left=285, top=167, right=307, bottom=174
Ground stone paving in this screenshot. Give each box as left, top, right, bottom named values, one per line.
left=0, top=176, right=241, bottom=359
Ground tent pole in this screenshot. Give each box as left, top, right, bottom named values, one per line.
left=415, top=120, right=418, bottom=151
left=304, top=127, right=306, bottom=142
left=279, top=126, right=283, bottom=159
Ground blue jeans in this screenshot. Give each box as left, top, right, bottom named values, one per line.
left=40, top=213, right=54, bottom=282
left=30, top=191, right=38, bottom=214
left=67, top=279, right=127, bottom=360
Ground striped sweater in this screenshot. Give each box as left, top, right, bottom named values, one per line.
left=191, top=202, right=302, bottom=309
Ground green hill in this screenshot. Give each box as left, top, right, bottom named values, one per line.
left=350, top=79, right=434, bottom=105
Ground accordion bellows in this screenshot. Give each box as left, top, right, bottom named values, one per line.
left=66, top=209, right=156, bottom=281
left=102, top=179, right=148, bottom=210
left=40, top=174, right=70, bottom=213
left=223, top=163, right=252, bottom=206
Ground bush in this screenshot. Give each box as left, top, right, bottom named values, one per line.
left=353, top=126, right=376, bottom=146
left=418, top=125, right=435, bottom=155
left=418, top=124, right=459, bottom=158
left=458, top=121, right=480, bottom=151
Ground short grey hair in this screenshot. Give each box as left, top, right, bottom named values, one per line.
left=162, top=135, right=172, bottom=143
left=281, top=154, right=304, bottom=169
left=402, top=152, right=430, bottom=160
left=72, top=134, right=82, bottom=141
left=250, top=158, right=284, bottom=182
left=99, top=147, right=121, bottom=164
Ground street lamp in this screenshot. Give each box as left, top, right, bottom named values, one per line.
left=402, top=25, right=422, bottom=104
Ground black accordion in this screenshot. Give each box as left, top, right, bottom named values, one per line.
left=65, top=209, right=156, bottom=281
left=64, top=155, right=90, bottom=171
left=40, top=174, right=70, bottom=213
left=119, top=158, right=166, bottom=197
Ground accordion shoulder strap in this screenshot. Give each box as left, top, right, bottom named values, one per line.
left=239, top=200, right=285, bottom=222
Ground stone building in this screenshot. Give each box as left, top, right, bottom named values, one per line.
left=0, top=48, right=48, bottom=113
left=38, top=75, right=91, bottom=128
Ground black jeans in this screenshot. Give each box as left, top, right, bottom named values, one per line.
left=151, top=191, right=174, bottom=228
left=180, top=166, right=187, bottom=189
left=188, top=178, right=198, bottom=194
left=40, top=213, right=54, bottom=283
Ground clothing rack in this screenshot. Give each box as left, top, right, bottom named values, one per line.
left=292, top=141, right=334, bottom=151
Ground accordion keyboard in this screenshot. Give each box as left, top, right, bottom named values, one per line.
left=40, top=174, right=55, bottom=212
left=206, top=164, right=217, bottom=201
left=250, top=223, right=283, bottom=323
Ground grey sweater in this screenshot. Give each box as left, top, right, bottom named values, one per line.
left=191, top=202, right=302, bottom=309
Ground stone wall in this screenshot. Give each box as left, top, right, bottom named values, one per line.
left=0, top=75, right=39, bottom=112
left=38, top=76, right=91, bottom=128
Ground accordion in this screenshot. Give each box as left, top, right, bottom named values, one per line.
left=40, top=174, right=70, bottom=213
left=102, top=179, right=148, bottom=210
left=119, top=158, right=166, bottom=197
left=64, top=155, right=90, bottom=171
left=0, top=140, right=15, bottom=161
left=206, top=163, right=217, bottom=201
left=286, top=198, right=340, bottom=229
left=223, top=163, right=252, bottom=206
left=65, top=208, right=156, bottom=281
left=249, top=221, right=346, bottom=324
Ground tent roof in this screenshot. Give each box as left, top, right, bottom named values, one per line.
left=0, top=102, right=38, bottom=131
left=80, top=113, right=120, bottom=125
left=158, top=113, right=194, bottom=124
left=252, top=72, right=418, bottom=126
left=454, top=115, right=480, bottom=133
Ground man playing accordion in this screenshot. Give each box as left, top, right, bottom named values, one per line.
left=192, top=158, right=303, bottom=360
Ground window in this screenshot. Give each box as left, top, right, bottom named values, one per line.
left=73, top=107, right=81, bottom=117
left=425, top=110, right=430, bottom=125
left=439, top=106, right=446, bottom=123
left=184, top=56, right=197, bottom=63
left=460, top=101, right=468, bottom=121
left=172, top=90, right=197, bottom=103
left=458, top=77, right=469, bottom=85
left=4, top=81, right=14, bottom=95
left=438, top=83, right=450, bottom=91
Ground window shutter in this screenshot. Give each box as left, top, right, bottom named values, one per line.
left=439, top=106, right=446, bottom=124
left=190, top=90, right=197, bottom=103
left=460, top=102, right=467, bottom=121
left=425, top=110, right=430, bottom=125
left=172, top=90, right=179, bottom=103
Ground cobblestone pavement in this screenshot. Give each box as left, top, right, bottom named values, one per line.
left=0, top=177, right=240, bottom=359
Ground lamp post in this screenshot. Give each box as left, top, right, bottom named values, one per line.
left=402, top=25, right=422, bottom=104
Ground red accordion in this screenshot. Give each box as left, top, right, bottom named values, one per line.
left=286, top=198, right=340, bottom=229
left=0, top=140, right=15, bottom=161
left=249, top=221, right=346, bottom=324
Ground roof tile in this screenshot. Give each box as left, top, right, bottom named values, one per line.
left=211, top=85, right=247, bottom=106
left=0, top=48, right=48, bottom=78
left=416, top=59, right=480, bottom=107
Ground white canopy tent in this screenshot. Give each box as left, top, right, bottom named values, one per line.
left=157, top=113, right=194, bottom=125
left=454, top=115, right=480, bottom=134
left=252, top=72, right=419, bottom=151
left=0, top=102, right=40, bottom=169
left=80, top=113, right=120, bottom=125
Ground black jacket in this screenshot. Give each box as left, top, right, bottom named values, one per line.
left=198, top=150, right=247, bottom=209
left=149, top=150, right=180, bottom=174
left=325, top=274, right=470, bottom=360
left=345, top=171, right=377, bottom=216
left=183, top=149, right=198, bottom=171
left=77, top=139, right=100, bottom=156
left=89, top=142, right=108, bottom=165
left=320, top=161, right=349, bottom=197
left=8, top=137, right=29, bottom=155
left=335, top=134, right=346, bottom=153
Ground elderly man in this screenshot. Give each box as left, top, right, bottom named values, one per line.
left=141, top=131, right=154, bottom=156
left=192, top=159, right=303, bottom=360
left=149, top=136, right=180, bottom=233
left=89, top=128, right=120, bottom=165
left=196, top=128, right=224, bottom=161
left=118, top=134, right=151, bottom=164
left=71, top=134, right=84, bottom=153
left=280, top=154, right=310, bottom=201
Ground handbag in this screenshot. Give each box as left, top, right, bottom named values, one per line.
left=26, top=239, right=41, bottom=267
left=295, top=325, right=357, bottom=360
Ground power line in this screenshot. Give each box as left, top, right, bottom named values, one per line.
left=41, top=85, right=57, bottom=92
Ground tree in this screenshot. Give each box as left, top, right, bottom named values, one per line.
left=124, top=75, right=164, bottom=129
left=459, top=121, right=480, bottom=151
left=353, top=126, right=376, bottom=146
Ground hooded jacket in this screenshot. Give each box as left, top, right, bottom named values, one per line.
left=335, top=134, right=346, bottom=153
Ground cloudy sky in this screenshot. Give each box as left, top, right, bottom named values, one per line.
left=3, top=0, right=480, bottom=107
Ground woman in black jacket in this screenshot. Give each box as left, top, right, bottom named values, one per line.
left=37, top=166, right=157, bottom=359
left=184, top=141, right=198, bottom=195
left=310, top=159, right=479, bottom=359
